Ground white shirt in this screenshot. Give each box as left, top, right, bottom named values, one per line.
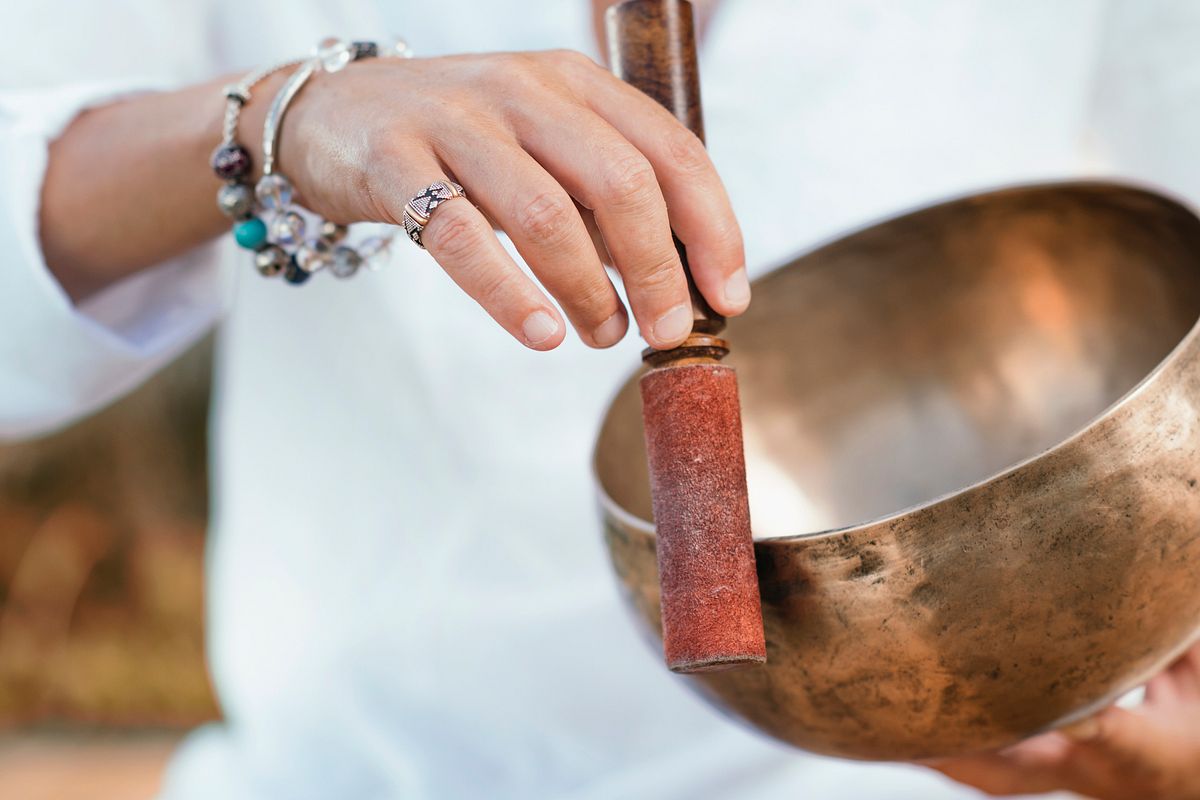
left=3, top=2, right=1197, bottom=798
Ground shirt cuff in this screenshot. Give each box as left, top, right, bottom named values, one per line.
left=0, top=79, right=229, bottom=438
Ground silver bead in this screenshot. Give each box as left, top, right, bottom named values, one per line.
left=217, top=182, right=255, bottom=218
left=329, top=245, right=363, bottom=279
left=255, top=174, right=293, bottom=212
left=319, top=220, right=349, bottom=244
left=295, top=241, right=331, bottom=273
left=270, top=211, right=307, bottom=246
left=254, top=244, right=288, bottom=277
left=317, top=37, right=352, bottom=72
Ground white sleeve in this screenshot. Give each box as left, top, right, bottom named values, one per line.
left=0, top=80, right=230, bottom=439
left=1085, top=1, right=1200, bottom=204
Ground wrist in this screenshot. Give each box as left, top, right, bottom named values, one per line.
left=213, top=41, right=407, bottom=285
left=220, top=68, right=292, bottom=185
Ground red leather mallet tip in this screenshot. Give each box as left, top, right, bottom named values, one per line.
left=640, top=361, right=766, bottom=673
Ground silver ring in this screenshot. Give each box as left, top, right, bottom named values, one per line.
left=402, top=180, right=466, bottom=249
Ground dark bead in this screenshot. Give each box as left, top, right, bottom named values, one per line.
left=351, top=41, right=378, bottom=60
left=284, top=255, right=312, bottom=285
left=318, top=220, right=349, bottom=244
left=254, top=245, right=289, bottom=277
left=211, top=144, right=252, bottom=180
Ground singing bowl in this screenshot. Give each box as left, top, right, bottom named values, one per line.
left=593, top=182, right=1200, bottom=760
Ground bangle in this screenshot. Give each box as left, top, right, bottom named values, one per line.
left=249, top=37, right=412, bottom=285
left=260, top=59, right=318, bottom=181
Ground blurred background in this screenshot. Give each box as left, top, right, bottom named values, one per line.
left=0, top=339, right=217, bottom=799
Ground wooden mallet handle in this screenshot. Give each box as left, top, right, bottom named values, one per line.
left=606, top=0, right=723, bottom=337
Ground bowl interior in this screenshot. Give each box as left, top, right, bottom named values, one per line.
left=596, top=184, right=1200, bottom=538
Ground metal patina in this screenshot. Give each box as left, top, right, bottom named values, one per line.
left=593, top=182, right=1200, bottom=760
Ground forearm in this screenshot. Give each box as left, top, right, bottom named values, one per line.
left=39, top=70, right=287, bottom=301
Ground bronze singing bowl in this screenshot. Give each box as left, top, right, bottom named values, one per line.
left=594, top=182, right=1200, bottom=760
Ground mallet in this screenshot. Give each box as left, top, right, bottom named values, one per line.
left=607, top=0, right=766, bottom=673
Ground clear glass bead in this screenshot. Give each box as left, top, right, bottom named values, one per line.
left=329, top=246, right=363, bottom=279
left=295, top=241, right=331, bottom=273
left=358, top=235, right=391, bottom=259
left=386, top=36, right=414, bottom=58
left=270, top=211, right=307, bottom=247
left=317, top=37, right=352, bottom=72
left=358, top=235, right=395, bottom=270
left=255, top=174, right=293, bottom=212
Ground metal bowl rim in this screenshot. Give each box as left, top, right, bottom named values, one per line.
left=591, top=178, right=1200, bottom=542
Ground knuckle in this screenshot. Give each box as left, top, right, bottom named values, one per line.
left=365, top=129, right=404, bottom=164
left=551, top=48, right=590, bottom=64
left=500, top=52, right=549, bottom=92
left=429, top=96, right=488, bottom=134
left=517, top=191, right=575, bottom=246
left=601, top=154, right=658, bottom=207
left=548, top=48, right=596, bottom=71
left=570, top=278, right=617, bottom=316
left=714, top=221, right=745, bottom=260
left=631, top=252, right=682, bottom=290
left=362, top=140, right=412, bottom=224
left=665, top=128, right=710, bottom=176
left=426, top=207, right=482, bottom=260
left=494, top=51, right=535, bottom=72
left=475, top=269, right=520, bottom=308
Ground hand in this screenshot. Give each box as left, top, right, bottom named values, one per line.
left=925, top=641, right=1200, bottom=799
left=278, top=50, right=748, bottom=351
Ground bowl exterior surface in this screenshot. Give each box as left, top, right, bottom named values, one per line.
left=598, top=184, right=1200, bottom=759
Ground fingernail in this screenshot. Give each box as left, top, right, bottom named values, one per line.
left=1060, top=716, right=1101, bottom=741
left=724, top=268, right=751, bottom=309
left=592, top=311, right=627, bottom=348
left=652, top=303, right=693, bottom=345
left=522, top=310, right=559, bottom=346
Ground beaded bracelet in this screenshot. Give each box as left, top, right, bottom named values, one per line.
left=214, top=37, right=412, bottom=285
left=211, top=59, right=304, bottom=245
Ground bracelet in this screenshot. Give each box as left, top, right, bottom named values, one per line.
left=213, top=37, right=412, bottom=285
left=211, top=58, right=303, bottom=236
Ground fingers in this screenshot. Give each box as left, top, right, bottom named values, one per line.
left=928, top=706, right=1200, bottom=800
left=1062, top=707, right=1189, bottom=796
left=1146, top=640, right=1200, bottom=706
left=923, top=735, right=1087, bottom=797
left=1161, top=640, right=1200, bottom=701
left=517, top=104, right=692, bottom=349
left=438, top=134, right=628, bottom=348
left=349, top=50, right=750, bottom=352
left=564, top=57, right=748, bottom=315
left=424, top=199, right=567, bottom=350
left=375, top=160, right=566, bottom=351
left=575, top=202, right=612, bottom=267
left=1062, top=707, right=1166, bottom=760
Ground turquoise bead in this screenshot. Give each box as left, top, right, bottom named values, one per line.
left=234, top=217, right=268, bottom=250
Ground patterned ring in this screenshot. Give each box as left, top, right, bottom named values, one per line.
left=402, top=180, right=467, bottom=249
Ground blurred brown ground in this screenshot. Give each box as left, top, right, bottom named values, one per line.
left=0, top=338, right=218, bottom=797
